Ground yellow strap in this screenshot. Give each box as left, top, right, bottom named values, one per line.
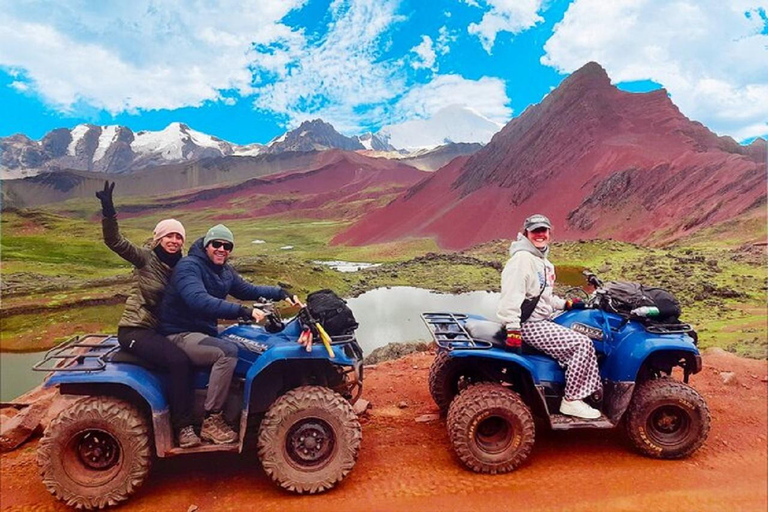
left=315, top=323, right=335, bottom=358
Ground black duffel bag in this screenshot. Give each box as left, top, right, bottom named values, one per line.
left=306, top=289, right=359, bottom=336
left=600, top=281, right=681, bottom=322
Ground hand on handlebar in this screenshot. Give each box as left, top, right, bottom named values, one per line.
left=285, top=294, right=304, bottom=308
left=251, top=307, right=266, bottom=322
left=565, top=298, right=586, bottom=310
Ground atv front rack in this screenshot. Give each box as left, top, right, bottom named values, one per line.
left=32, top=334, right=118, bottom=372
left=421, top=313, right=494, bottom=350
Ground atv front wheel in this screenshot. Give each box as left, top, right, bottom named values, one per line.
left=625, top=379, right=710, bottom=459
left=37, top=396, right=152, bottom=509
left=257, top=386, right=361, bottom=494
left=447, top=382, right=535, bottom=474
left=429, top=350, right=482, bottom=414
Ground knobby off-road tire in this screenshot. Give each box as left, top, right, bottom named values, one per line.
left=625, top=378, right=711, bottom=459
left=429, top=350, right=482, bottom=415
left=447, top=382, right=535, bottom=474
left=257, top=386, right=362, bottom=494
left=37, top=396, right=152, bottom=510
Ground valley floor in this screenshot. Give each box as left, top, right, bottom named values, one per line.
left=1, top=349, right=766, bottom=512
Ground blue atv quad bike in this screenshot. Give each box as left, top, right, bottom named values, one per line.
left=33, top=305, right=364, bottom=509
left=423, top=273, right=710, bottom=474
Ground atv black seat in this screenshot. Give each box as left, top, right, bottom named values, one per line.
left=464, top=319, right=550, bottom=357
left=106, top=349, right=164, bottom=372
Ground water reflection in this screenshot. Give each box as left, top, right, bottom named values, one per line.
left=347, top=286, right=500, bottom=355
left=0, top=351, right=47, bottom=402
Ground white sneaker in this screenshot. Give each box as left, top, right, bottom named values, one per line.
left=560, top=399, right=601, bottom=419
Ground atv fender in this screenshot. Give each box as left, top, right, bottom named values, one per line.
left=603, top=328, right=700, bottom=382
left=242, top=343, right=360, bottom=411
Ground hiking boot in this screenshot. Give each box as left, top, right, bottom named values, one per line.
left=560, top=399, right=601, bottom=419
left=177, top=425, right=201, bottom=448
left=200, top=412, right=238, bottom=444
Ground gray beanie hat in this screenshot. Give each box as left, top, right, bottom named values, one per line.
left=523, top=214, right=552, bottom=232
left=203, top=224, right=234, bottom=247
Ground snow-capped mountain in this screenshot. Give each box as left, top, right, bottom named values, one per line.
left=267, top=119, right=364, bottom=154
left=0, top=122, right=243, bottom=179
left=356, top=132, right=395, bottom=151
left=376, top=104, right=504, bottom=151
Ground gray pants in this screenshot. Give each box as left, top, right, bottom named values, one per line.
left=166, top=332, right=238, bottom=413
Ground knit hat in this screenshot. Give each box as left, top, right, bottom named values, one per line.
left=523, top=214, right=552, bottom=232
left=153, top=219, right=186, bottom=244
left=203, top=224, right=234, bottom=247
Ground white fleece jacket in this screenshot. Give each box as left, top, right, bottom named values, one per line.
left=497, top=234, right=566, bottom=330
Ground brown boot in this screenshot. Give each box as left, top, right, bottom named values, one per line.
left=200, top=412, right=237, bottom=444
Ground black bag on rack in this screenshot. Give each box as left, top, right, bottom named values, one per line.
left=306, top=289, right=359, bottom=336
left=601, top=281, right=681, bottom=322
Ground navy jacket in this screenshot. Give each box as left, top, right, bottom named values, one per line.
left=159, top=238, right=286, bottom=336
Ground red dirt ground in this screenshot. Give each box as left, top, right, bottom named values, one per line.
left=1, top=350, right=766, bottom=512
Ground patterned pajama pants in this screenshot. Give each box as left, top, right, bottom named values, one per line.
left=521, top=320, right=602, bottom=400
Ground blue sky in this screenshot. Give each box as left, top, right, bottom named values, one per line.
left=1, top=0, right=766, bottom=145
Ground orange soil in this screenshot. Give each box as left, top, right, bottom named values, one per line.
left=1, top=350, right=766, bottom=512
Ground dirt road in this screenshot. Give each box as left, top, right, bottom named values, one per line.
left=2, top=350, right=766, bottom=512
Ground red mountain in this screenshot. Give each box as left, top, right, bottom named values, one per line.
left=161, top=150, right=428, bottom=220
left=334, top=62, right=766, bottom=250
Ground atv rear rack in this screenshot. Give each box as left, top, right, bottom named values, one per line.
left=32, top=334, right=118, bottom=372
left=421, top=313, right=494, bottom=350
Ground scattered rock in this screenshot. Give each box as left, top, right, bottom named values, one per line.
left=187, top=506, right=198, bottom=512
left=762, top=376, right=768, bottom=383
left=705, top=347, right=728, bottom=356
left=415, top=414, right=440, bottom=423
left=364, top=341, right=431, bottom=365
left=0, top=402, right=47, bottom=452
left=363, top=364, right=378, bottom=371
left=397, top=401, right=408, bottom=409
left=720, top=372, right=738, bottom=385
left=352, top=399, right=370, bottom=416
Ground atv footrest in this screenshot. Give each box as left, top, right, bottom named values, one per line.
left=550, top=414, right=614, bottom=430
left=165, top=442, right=241, bottom=457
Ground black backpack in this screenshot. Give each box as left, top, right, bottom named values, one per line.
left=306, top=289, right=359, bottom=336
left=600, top=281, right=681, bottom=322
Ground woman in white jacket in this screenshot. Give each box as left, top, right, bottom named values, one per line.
left=497, top=214, right=602, bottom=420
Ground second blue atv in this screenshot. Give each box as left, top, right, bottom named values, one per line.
left=33, top=304, right=364, bottom=509
left=422, top=272, right=710, bottom=474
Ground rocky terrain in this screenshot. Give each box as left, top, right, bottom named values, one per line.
left=335, top=62, right=767, bottom=249
left=1, top=349, right=766, bottom=511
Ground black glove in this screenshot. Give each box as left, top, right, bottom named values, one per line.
left=239, top=306, right=254, bottom=321
left=280, top=288, right=291, bottom=300
left=95, top=181, right=116, bottom=217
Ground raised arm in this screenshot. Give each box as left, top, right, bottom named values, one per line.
left=98, top=181, right=148, bottom=268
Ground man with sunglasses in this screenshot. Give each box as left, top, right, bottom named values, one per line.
left=159, top=224, right=299, bottom=444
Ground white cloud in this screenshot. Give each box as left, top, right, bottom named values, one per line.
left=466, top=0, right=546, bottom=53
left=0, top=1, right=305, bottom=113
left=436, top=26, right=457, bottom=55
left=250, top=0, right=406, bottom=133
left=542, top=0, right=768, bottom=141
left=390, top=74, right=512, bottom=126
left=411, top=36, right=437, bottom=70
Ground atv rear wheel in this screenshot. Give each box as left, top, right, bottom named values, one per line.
left=257, top=386, right=361, bottom=494
left=429, top=350, right=482, bottom=414
left=37, top=396, right=152, bottom=510
left=625, top=379, right=710, bottom=459
left=447, top=382, right=535, bottom=474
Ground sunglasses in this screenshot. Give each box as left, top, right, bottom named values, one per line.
left=209, top=240, right=233, bottom=251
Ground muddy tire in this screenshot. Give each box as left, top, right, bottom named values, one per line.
left=257, top=386, right=362, bottom=494
left=429, top=350, right=482, bottom=415
left=37, top=396, right=152, bottom=509
left=625, top=379, right=710, bottom=459
left=447, top=382, right=535, bottom=474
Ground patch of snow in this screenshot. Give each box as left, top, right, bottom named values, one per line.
left=268, top=132, right=287, bottom=146
left=312, top=260, right=382, bottom=273
left=251, top=239, right=266, bottom=244
left=299, top=131, right=308, bottom=137
left=280, top=245, right=294, bottom=250
left=0, top=167, right=42, bottom=180
left=93, top=125, right=119, bottom=162
left=234, top=143, right=266, bottom=157
left=67, top=125, right=90, bottom=156
left=378, top=104, right=502, bottom=151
